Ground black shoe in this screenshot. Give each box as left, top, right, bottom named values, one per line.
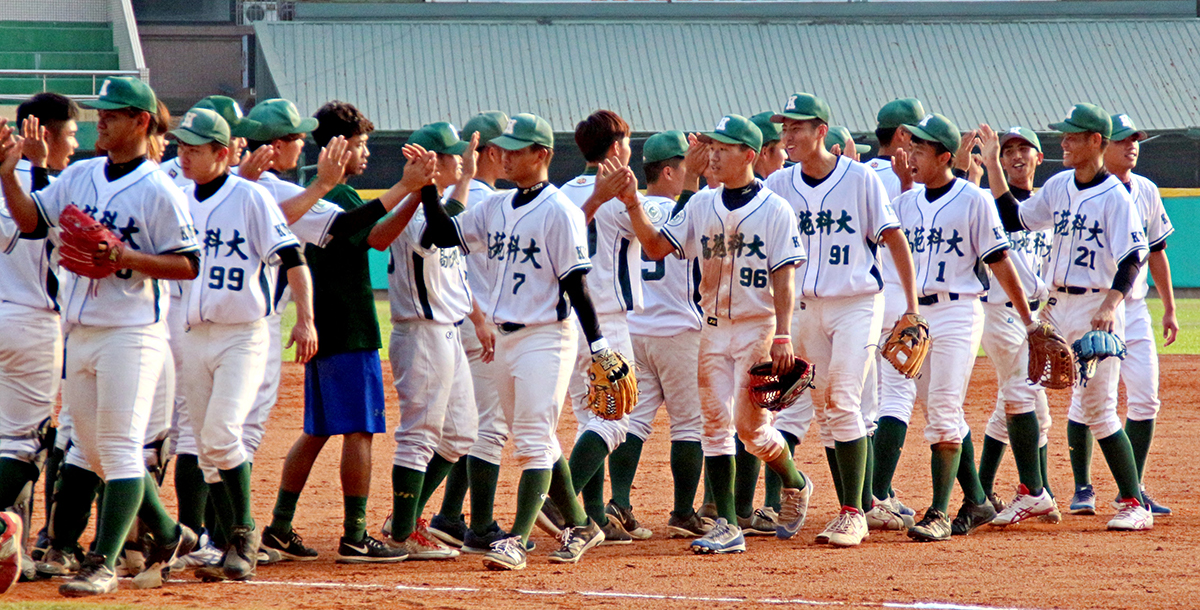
left=132, top=524, right=197, bottom=589
left=605, top=501, right=651, bottom=539
left=261, top=526, right=318, bottom=561
left=335, top=534, right=407, bottom=563
left=223, top=526, right=260, bottom=581
left=907, top=509, right=952, bottom=542
left=427, top=514, right=467, bottom=548
left=987, top=492, right=1007, bottom=513
left=58, top=553, right=117, bottom=597
left=31, top=526, right=50, bottom=562
left=666, top=511, right=714, bottom=538
left=950, top=499, right=997, bottom=536
left=535, top=498, right=567, bottom=537
left=463, top=522, right=535, bottom=554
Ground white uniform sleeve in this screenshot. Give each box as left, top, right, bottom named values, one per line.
left=862, top=170, right=900, bottom=242
left=0, top=212, right=19, bottom=254
left=289, top=199, right=340, bottom=248
left=767, top=200, right=805, bottom=271
left=1144, top=184, right=1173, bottom=247
left=549, top=204, right=592, bottom=279
left=1108, top=189, right=1149, bottom=263
left=1016, top=182, right=1055, bottom=232
left=152, top=187, right=200, bottom=254
left=30, top=164, right=75, bottom=225
left=973, top=194, right=1010, bottom=261
left=661, top=198, right=695, bottom=260
left=249, top=189, right=300, bottom=263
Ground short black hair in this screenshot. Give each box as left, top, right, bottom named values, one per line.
left=644, top=156, right=683, bottom=183
left=312, top=100, right=375, bottom=147
left=575, top=110, right=630, bottom=163
left=17, top=93, right=80, bottom=132
left=875, top=126, right=898, bottom=148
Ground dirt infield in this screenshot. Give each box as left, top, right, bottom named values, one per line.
left=8, top=356, right=1199, bottom=609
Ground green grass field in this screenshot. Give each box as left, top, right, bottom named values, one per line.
left=277, top=298, right=1200, bottom=362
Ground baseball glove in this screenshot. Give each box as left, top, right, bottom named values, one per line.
left=881, top=313, right=930, bottom=379
left=1027, top=321, right=1075, bottom=389
left=58, top=204, right=123, bottom=279
left=587, top=348, right=637, bottom=421
left=1072, top=330, right=1127, bottom=384
left=747, top=360, right=815, bottom=412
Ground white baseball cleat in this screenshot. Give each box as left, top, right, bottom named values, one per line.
left=1107, top=499, right=1153, bottom=531
left=992, top=485, right=1057, bottom=526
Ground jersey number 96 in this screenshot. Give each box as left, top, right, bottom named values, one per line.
left=209, top=266, right=245, bottom=291
left=739, top=267, right=768, bottom=288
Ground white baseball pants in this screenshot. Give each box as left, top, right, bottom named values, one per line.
left=627, top=331, right=703, bottom=443
left=494, top=321, right=577, bottom=470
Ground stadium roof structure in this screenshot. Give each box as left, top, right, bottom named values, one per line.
left=255, top=3, right=1200, bottom=135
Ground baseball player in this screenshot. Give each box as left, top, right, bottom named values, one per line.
left=368, top=122, right=477, bottom=560
left=751, top=112, right=786, bottom=179
left=979, top=103, right=1152, bottom=531
left=417, top=113, right=614, bottom=571
left=168, top=108, right=315, bottom=581
left=825, top=126, right=872, bottom=161
left=427, top=111, right=516, bottom=553
left=764, top=93, right=919, bottom=546
left=614, top=114, right=810, bottom=554
left=878, top=113, right=1039, bottom=542
left=1066, top=114, right=1175, bottom=516
left=0, top=77, right=200, bottom=596
left=971, top=127, right=1057, bottom=522
left=553, top=110, right=645, bottom=544
left=161, top=96, right=247, bottom=188
left=865, top=98, right=927, bottom=531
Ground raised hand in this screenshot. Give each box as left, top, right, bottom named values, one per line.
left=21, top=116, right=48, bottom=168
left=314, top=135, right=350, bottom=190
left=237, top=145, right=276, bottom=182
left=460, top=132, right=480, bottom=183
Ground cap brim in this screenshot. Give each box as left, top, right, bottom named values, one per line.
left=229, top=123, right=256, bottom=139
left=444, top=141, right=469, bottom=156
left=902, top=124, right=939, bottom=143
left=999, top=133, right=1041, bottom=152
left=770, top=112, right=819, bottom=123
left=703, top=132, right=743, bottom=146
left=1110, top=129, right=1147, bottom=142
left=296, top=117, right=319, bottom=133
left=168, top=128, right=219, bottom=146
left=1048, top=121, right=1090, bottom=134
left=83, top=99, right=133, bottom=110
left=490, top=135, right=534, bottom=151
left=854, top=144, right=872, bottom=154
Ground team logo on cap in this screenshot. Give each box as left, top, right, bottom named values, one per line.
left=1007, top=127, right=1023, bottom=135
left=1117, top=115, right=1133, bottom=128
left=1064, top=107, right=1076, bottom=120
left=448, top=124, right=460, bottom=139
left=180, top=112, right=197, bottom=129
left=715, top=117, right=730, bottom=131
left=785, top=95, right=798, bottom=111
left=98, top=79, right=111, bottom=97
left=232, top=103, right=243, bottom=119
left=918, top=114, right=933, bottom=128
left=503, top=119, right=517, bottom=135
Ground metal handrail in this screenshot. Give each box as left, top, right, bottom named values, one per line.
left=0, top=69, right=142, bottom=99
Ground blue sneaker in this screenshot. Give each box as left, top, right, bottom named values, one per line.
left=1069, top=485, right=1096, bottom=515
left=1141, top=487, right=1172, bottom=516
left=690, top=518, right=745, bottom=554
left=776, top=471, right=813, bottom=539
left=427, top=514, right=467, bottom=548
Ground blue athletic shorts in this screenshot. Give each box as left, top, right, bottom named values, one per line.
left=303, top=349, right=387, bottom=436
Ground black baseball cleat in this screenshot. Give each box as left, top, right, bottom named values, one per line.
left=907, top=508, right=952, bottom=542
left=951, top=499, right=997, bottom=536
left=222, top=525, right=260, bottom=581
left=261, top=526, right=318, bottom=561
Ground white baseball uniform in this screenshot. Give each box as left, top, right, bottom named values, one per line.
left=0, top=159, right=61, bottom=463
left=32, top=157, right=199, bottom=481
left=1012, top=170, right=1148, bottom=439
left=452, top=184, right=590, bottom=470
left=180, top=175, right=298, bottom=483
left=880, top=178, right=1010, bottom=444
left=1118, top=173, right=1172, bottom=423
left=765, top=156, right=897, bottom=447
left=626, top=195, right=703, bottom=444
left=560, top=172, right=641, bottom=452
left=661, top=183, right=806, bottom=460
left=386, top=204, right=477, bottom=472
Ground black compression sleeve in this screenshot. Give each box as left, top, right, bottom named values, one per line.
left=561, top=269, right=602, bottom=347
left=1150, top=240, right=1167, bottom=253
left=419, top=185, right=462, bottom=248
left=1110, top=252, right=1145, bottom=296
left=277, top=245, right=305, bottom=271
left=328, top=198, right=387, bottom=239
left=994, top=192, right=1024, bottom=233
left=31, top=166, right=50, bottom=191
left=982, top=247, right=1008, bottom=265
left=444, top=198, right=467, bottom=218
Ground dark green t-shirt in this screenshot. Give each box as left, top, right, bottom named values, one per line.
left=304, top=182, right=381, bottom=356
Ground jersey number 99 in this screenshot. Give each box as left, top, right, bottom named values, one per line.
left=209, top=266, right=245, bottom=291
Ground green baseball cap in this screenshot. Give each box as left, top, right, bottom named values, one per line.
left=750, top=112, right=782, bottom=144
left=83, top=76, right=157, bottom=113
left=168, top=107, right=230, bottom=147
left=491, top=113, right=554, bottom=150
left=876, top=98, right=926, bottom=130
left=462, top=111, right=510, bottom=147
left=407, top=122, right=469, bottom=156
left=643, top=130, right=689, bottom=164
left=771, top=93, right=831, bottom=124
left=242, top=99, right=318, bottom=142
left=824, top=126, right=871, bottom=155
left=903, top=113, right=961, bottom=154
left=193, top=95, right=253, bottom=139
left=1109, top=114, right=1147, bottom=142
left=702, top=114, right=762, bottom=153
left=1048, top=103, right=1111, bottom=138
left=999, top=126, right=1043, bottom=153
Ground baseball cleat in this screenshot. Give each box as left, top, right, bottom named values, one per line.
left=865, top=496, right=910, bottom=531
left=548, top=520, right=605, bottom=564
left=427, top=514, right=467, bottom=548
left=599, top=516, right=633, bottom=545
left=482, top=535, right=526, bottom=571
left=0, top=511, right=23, bottom=594
left=605, top=501, right=652, bottom=540
left=697, top=502, right=719, bottom=522
left=776, top=472, right=813, bottom=539
left=400, top=519, right=459, bottom=560
left=220, top=526, right=260, bottom=581
left=463, top=522, right=536, bottom=554
left=1068, top=484, right=1096, bottom=515
left=535, top=498, right=567, bottom=538
left=738, top=508, right=776, bottom=536
left=261, top=526, right=318, bottom=561
left=907, top=509, right=952, bottom=542
left=20, top=552, right=38, bottom=583
left=987, top=492, right=1008, bottom=513
left=1139, top=487, right=1172, bottom=516
left=58, top=553, right=118, bottom=597
left=951, top=499, right=997, bottom=536
left=823, top=507, right=869, bottom=547
left=36, top=547, right=81, bottom=578
left=1038, top=501, right=1063, bottom=524
left=133, top=523, right=198, bottom=590
left=172, top=531, right=222, bottom=570
left=335, top=534, right=408, bottom=563
left=666, top=511, right=714, bottom=538
left=1108, top=498, right=1154, bottom=531
left=992, top=485, right=1056, bottom=526
left=690, top=518, right=745, bottom=554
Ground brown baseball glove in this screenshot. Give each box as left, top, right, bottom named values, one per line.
left=1027, top=321, right=1076, bottom=389
left=58, top=204, right=123, bottom=279
left=587, top=348, right=638, bottom=421
left=881, top=313, right=930, bottom=379
left=747, top=359, right=816, bottom=412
